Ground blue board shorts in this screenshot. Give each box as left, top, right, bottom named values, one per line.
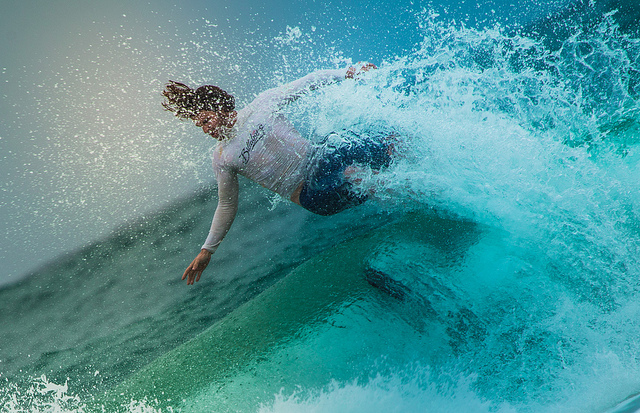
left=299, top=130, right=392, bottom=216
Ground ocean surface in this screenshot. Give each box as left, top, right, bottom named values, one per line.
left=2, top=0, right=640, bottom=412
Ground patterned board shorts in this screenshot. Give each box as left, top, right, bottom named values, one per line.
left=299, top=130, right=392, bottom=216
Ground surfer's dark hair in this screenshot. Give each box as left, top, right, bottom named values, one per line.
left=162, top=81, right=235, bottom=120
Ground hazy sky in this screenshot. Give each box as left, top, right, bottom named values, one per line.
left=0, top=0, right=572, bottom=285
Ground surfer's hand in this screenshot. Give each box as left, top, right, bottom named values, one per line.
left=346, top=62, right=377, bottom=79
left=182, top=249, right=212, bottom=285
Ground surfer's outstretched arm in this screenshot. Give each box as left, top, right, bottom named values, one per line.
left=182, top=168, right=239, bottom=285
left=265, top=63, right=377, bottom=109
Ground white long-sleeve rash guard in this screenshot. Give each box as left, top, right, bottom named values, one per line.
left=201, top=68, right=348, bottom=253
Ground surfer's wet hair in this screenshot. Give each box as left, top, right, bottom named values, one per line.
left=162, top=81, right=235, bottom=120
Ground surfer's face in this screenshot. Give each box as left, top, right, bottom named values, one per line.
left=195, top=110, right=235, bottom=139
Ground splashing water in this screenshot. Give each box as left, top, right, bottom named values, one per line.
left=0, top=376, right=83, bottom=413
left=263, top=12, right=640, bottom=412
left=297, top=12, right=640, bottom=295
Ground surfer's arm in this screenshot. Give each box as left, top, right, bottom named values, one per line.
left=182, top=168, right=239, bottom=285
left=277, top=68, right=346, bottom=105
left=202, top=168, right=239, bottom=253
left=257, top=64, right=376, bottom=109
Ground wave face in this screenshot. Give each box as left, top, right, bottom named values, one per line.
left=3, top=3, right=640, bottom=412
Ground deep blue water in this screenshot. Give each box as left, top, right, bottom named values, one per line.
left=2, top=1, right=640, bottom=411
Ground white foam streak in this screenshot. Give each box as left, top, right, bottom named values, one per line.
left=259, top=367, right=516, bottom=413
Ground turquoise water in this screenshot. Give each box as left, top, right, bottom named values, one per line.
left=3, top=1, right=640, bottom=412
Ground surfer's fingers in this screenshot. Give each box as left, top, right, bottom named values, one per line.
left=182, top=254, right=208, bottom=284
left=182, top=263, right=194, bottom=280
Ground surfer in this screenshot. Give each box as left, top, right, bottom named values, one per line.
left=163, top=63, right=392, bottom=285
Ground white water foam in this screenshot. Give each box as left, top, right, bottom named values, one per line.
left=261, top=12, right=640, bottom=413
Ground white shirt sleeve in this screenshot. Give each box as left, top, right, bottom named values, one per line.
left=258, top=68, right=348, bottom=109
left=201, top=167, right=239, bottom=253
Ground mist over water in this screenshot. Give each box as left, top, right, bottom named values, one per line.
left=2, top=1, right=640, bottom=412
